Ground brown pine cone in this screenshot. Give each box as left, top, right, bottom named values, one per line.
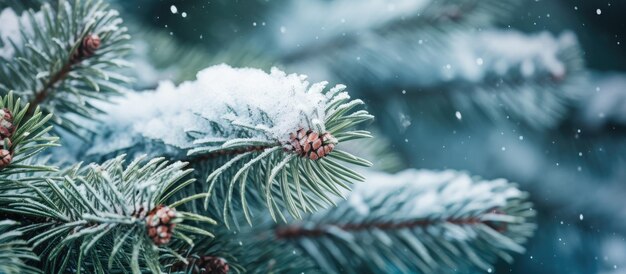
left=0, top=149, right=11, bottom=169
left=145, top=205, right=177, bottom=245
left=0, top=108, right=14, bottom=140
left=194, top=256, right=229, bottom=274
left=172, top=255, right=229, bottom=274
left=71, top=34, right=101, bottom=63
left=289, top=128, right=336, bottom=160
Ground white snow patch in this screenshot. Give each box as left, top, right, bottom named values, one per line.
left=583, top=74, right=626, bottom=128
left=0, top=8, right=43, bottom=59
left=273, top=0, right=431, bottom=50
left=90, top=64, right=335, bottom=154
left=345, top=169, right=523, bottom=219
left=288, top=26, right=577, bottom=89
left=448, top=30, right=575, bottom=82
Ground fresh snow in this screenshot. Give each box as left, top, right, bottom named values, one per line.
left=583, top=74, right=626, bottom=128
left=0, top=8, right=29, bottom=59
left=89, top=64, right=339, bottom=155
left=269, top=0, right=577, bottom=88
left=368, top=30, right=573, bottom=88
left=447, top=30, right=576, bottom=81
left=274, top=0, right=432, bottom=51
left=0, top=8, right=46, bottom=59
left=347, top=169, right=522, bottom=219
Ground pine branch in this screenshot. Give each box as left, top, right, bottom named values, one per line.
left=82, top=64, right=374, bottom=225
left=26, top=58, right=70, bottom=117
left=373, top=30, right=586, bottom=129
left=0, top=220, right=41, bottom=274
left=163, top=229, right=247, bottom=274
left=0, top=0, right=131, bottom=135
left=0, top=92, right=58, bottom=177
left=262, top=0, right=585, bottom=129
left=264, top=169, right=534, bottom=274
left=275, top=215, right=505, bottom=238
left=279, top=0, right=519, bottom=63
left=0, top=155, right=216, bottom=273
left=303, top=27, right=584, bottom=129
left=167, top=223, right=320, bottom=274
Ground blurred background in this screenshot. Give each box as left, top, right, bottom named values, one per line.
left=111, top=1, right=625, bottom=273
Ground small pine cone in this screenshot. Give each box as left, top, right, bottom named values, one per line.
left=288, top=129, right=336, bottom=160
left=145, top=205, right=177, bottom=245
left=0, top=149, right=11, bottom=169
left=71, top=34, right=101, bottom=63
left=0, top=108, right=14, bottom=140
left=195, top=256, right=229, bottom=274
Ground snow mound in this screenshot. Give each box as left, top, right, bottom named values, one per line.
left=91, top=64, right=340, bottom=154
left=347, top=169, right=522, bottom=218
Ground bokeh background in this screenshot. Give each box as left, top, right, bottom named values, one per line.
left=112, top=1, right=625, bottom=273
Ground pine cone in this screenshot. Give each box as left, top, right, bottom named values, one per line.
left=71, top=34, right=101, bottom=63
left=0, top=149, right=11, bottom=169
left=145, top=205, right=177, bottom=245
left=0, top=108, right=14, bottom=140
left=289, top=128, right=336, bottom=160
left=194, top=256, right=229, bottom=274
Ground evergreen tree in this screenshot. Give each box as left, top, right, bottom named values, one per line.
left=0, top=0, right=540, bottom=273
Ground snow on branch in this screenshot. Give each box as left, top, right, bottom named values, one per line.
left=298, top=30, right=582, bottom=89
left=95, top=64, right=333, bottom=150
left=583, top=73, right=626, bottom=128
left=274, top=169, right=535, bottom=273
left=0, top=7, right=37, bottom=59
left=273, top=0, right=517, bottom=62
left=424, top=30, right=578, bottom=86
left=264, top=0, right=582, bottom=128
left=88, top=64, right=373, bottom=224
left=300, top=29, right=584, bottom=128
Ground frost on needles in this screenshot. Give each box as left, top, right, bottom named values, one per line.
left=88, top=64, right=374, bottom=224
left=0, top=2, right=131, bottom=135
left=272, top=169, right=536, bottom=274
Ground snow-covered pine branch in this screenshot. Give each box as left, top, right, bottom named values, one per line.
left=355, top=30, right=585, bottom=129
left=0, top=0, right=131, bottom=135
left=264, top=169, right=535, bottom=274
left=262, top=0, right=584, bottom=129
left=180, top=169, right=535, bottom=273
left=0, top=155, right=215, bottom=273
left=85, top=64, right=373, bottom=225
left=272, top=0, right=519, bottom=63
left=307, top=25, right=583, bottom=127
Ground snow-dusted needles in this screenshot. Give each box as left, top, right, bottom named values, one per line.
left=91, top=64, right=374, bottom=224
